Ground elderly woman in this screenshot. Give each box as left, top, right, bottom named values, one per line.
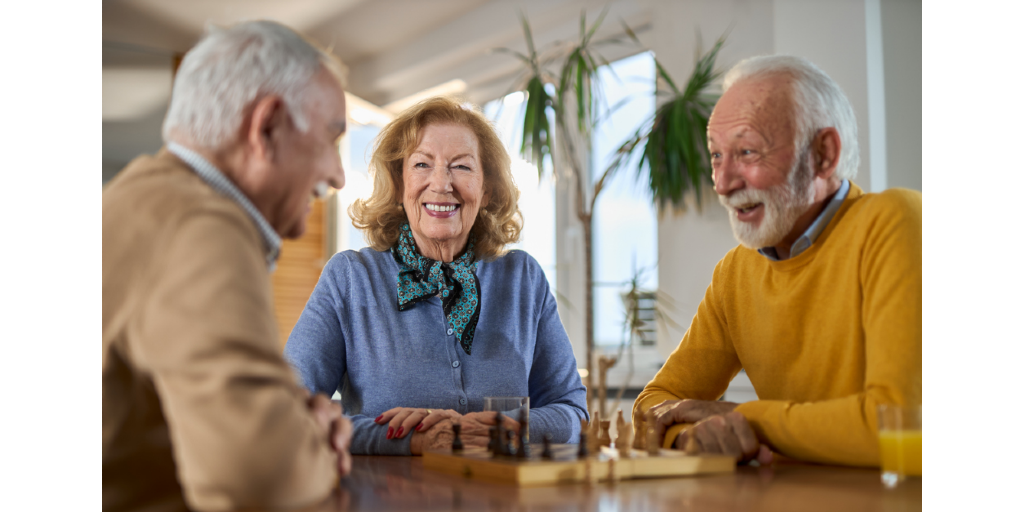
left=284, top=96, right=587, bottom=455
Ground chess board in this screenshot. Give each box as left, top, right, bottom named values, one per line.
left=422, top=445, right=735, bottom=486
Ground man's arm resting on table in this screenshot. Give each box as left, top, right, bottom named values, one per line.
left=138, top=212, right=344, bottom=510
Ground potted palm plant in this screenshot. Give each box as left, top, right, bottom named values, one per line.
left=499, top=11, right=724, bottom=410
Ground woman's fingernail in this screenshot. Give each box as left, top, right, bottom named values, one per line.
left=416, top=423, right=424, bottom=431
left=396, top=427, right=404, bottom=437
left=387, top=427, right=394, bottom=439
left=375, top=415, right=384, bottom=423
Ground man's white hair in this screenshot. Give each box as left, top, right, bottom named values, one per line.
left=723, top=55, right=859, bottom=180
left=162, top=20, right=346, bottom=150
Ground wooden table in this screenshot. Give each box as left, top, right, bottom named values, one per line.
left=306, top=455, right=922, bottom=511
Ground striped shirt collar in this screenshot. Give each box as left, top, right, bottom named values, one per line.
left=167, top=142, right=282, bottom=270
left=758, top=179, right=850, bottom=261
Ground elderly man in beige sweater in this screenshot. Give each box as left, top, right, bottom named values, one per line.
left=103, top=21, right=351, bottom=512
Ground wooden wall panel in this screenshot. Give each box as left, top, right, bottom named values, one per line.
left=271, top=199, right=328, bottom=350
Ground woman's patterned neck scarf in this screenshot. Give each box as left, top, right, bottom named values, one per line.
left=392, top=223, right=481, bottom=355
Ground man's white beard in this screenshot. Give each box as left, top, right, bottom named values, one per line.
left=719, top=150, right=816, bottom=250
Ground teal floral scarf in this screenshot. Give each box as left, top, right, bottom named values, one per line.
left=392, top=223, right=481, bottom=355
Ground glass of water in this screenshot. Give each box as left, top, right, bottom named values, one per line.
left=484, top=396, right=529, bottom=443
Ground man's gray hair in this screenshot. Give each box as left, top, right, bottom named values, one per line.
left=723, top=55, right=859, bottom=180
left=162, top=20, right=345, bottom=150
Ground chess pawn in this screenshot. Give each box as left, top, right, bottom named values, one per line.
left=541, top=433, right=554, bottom=460
left=488, top=426, right=498, bottom=454
left=588, top=410, right=601, bottom=454
left=615, top=417, right=633, bottom=458
left=506, top=430, right=517, bottom=456
left=452, top=422, right=463, bottom=453
left=577, top=419, right=590, bottom=459
left=518, top=408, right=530, bottom=458
left=495, top=411, right=507, bottom=456
left=615, top=409, right=627, bottom=440
left=598, top=420, right=612, bottom=448
left=517, top=427, right=530, bottom=459
left=646, top=426, right=660, bottom=456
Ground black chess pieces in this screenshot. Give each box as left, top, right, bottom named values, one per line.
left=541, top=433, right=554, bottom=460
left=452, top=422, right=463, bottom=453
left=578, top=429, right=590, bottom=459
left=487, top=426, right=498, bottom=454
left=505, top=430, right=517, bottom=456
left=517, top=408, right=530, bottom=459
left=495, top=411, right=507, bottom=455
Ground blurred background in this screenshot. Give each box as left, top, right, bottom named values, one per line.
left=102, top=0, right=921, bottom=411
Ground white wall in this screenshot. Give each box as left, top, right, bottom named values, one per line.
left=650, top=0, right=919, bottom=367
left=881, top=0, right=922, bottom=192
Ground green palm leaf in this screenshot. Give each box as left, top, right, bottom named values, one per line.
left=608, top=34, right=726, bottom=211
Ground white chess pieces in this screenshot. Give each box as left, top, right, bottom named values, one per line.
left=588, top=410, right=601, bottom=453
left=646, top=426, right=660, bottom=456
left=615, top=410, right=632, bottom=458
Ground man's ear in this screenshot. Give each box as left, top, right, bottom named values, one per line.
left=811, top=127, right=841, bottom=179
left=247, top=95, right=287, bottom=162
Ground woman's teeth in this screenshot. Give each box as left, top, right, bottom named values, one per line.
left=426, top=204, right=458, bottom=212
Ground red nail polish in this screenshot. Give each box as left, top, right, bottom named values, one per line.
left=387, top=427, right=393, bottom=439
left=396, top=427, right=404, bottom=437
left=375, top=415, right=384, bottom=423
left=416, top=424, right=423, bottom=431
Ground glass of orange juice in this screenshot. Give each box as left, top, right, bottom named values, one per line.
left=877, top=404, right=922, bottom=488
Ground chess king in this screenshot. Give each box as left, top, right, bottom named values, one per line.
left=632, top=54, right=921, bottom=468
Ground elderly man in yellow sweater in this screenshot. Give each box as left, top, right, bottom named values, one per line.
left=632, top=55, right=921, bottom=468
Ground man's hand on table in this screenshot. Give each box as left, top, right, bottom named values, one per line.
left=307, top=393, right=353, bottom=477
left=643, top=399, right=740, bottom=449
left=639, top=399, right=773, bottom=464
left=677, top=411, right=773, bottom=465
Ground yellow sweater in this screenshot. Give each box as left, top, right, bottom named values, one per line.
left=633, top=183, right=921, bottom=467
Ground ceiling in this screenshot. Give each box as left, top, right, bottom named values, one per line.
left=102, top=0, right=654, bottom=171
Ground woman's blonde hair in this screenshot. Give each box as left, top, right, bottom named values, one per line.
left=350, top=96, right=523, bottom=259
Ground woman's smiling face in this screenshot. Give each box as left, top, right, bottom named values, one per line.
left=402, top=123, right=488, bottom=262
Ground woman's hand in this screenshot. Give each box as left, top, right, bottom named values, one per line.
left=375, top=407, right=460, bottom=439
left=408, top=413, right=520, bottom=455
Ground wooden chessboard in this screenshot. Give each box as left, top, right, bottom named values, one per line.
left=422, top=444, right=735, bottom=486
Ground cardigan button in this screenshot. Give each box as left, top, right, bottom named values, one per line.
left=447, top=328, right=454, bottom=335
left=459, top=398, right=467, bottom=405
left=452, top=361, right=460, bottom=368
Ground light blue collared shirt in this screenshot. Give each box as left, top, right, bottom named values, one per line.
left=758, top=179, right=850, bottom=261
left=167, top=142, right=282, bottom=270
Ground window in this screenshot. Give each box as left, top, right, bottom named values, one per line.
left=591, top=51, right=658, bottom=347
left=483, top=92, right=557, bottom=289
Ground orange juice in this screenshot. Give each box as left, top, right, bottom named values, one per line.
left=879, top=429, right=922, bottom=476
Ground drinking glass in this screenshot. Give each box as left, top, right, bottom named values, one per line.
left=484, top=396, right=530, bottom=443
left=877, top=404, right=922, bottom=488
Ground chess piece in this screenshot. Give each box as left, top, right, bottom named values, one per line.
left=505, top=430, right=517, bottom=456
left=487, top=426, right=498, bottom=454
left=615, top=410, right=632, bottom=458
left=495, top=411, right=508, bottom=456
left=588, top=410, right=601, bottom=454
left=646, top=426, right=660, bottom=456
left=541, top=433, right=554, bottom=460
left=598, top=420, right=612, bottom=448
left=577, top=418, right=590, bottom=459
left=452, top=422, right=463, bottom=453
left=517, top=409, right=530, bottom=458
